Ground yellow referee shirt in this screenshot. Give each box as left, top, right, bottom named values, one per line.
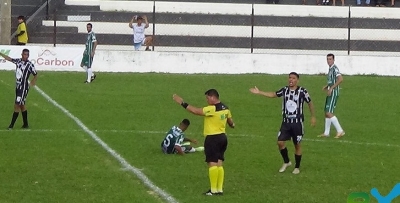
left=202, top=103, right=232, bottom=136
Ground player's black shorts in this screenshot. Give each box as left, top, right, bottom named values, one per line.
left=277, top=122, right=304, bottom=145
left=15, top=88, right=29, bottom=105
left=204, top=133, right=228, bottom=163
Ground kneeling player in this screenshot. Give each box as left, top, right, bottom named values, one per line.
left=161, top=119, right=204, bottom=155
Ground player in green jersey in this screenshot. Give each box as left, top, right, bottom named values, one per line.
left=318, top=53, right=345, bottom=139
left=81, top=23, right=97, bottom=83
left=161, top=119, right=204, bottom=155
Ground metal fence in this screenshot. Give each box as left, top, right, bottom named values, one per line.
left=19, top=1, right=400, bottom=55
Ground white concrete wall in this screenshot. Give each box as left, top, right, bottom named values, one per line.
left=1, top=45, right=399, bottom=76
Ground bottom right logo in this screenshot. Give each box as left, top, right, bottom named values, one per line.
left=348, top=183, right=400, bottom=203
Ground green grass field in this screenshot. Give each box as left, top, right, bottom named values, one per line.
left=0, top=70, right=399, bottom=203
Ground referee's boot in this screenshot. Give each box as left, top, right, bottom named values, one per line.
left=204, top=189, right=223, bottom=196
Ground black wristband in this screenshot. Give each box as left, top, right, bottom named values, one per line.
left=181, top=102, right=189, bottom=109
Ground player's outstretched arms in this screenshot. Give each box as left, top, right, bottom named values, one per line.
left=249, top=86, right=277, bottom=98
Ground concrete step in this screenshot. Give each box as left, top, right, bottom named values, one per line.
left=57, top=4, right=101, bottom=12
left=47, top=11, right=400, bottom=29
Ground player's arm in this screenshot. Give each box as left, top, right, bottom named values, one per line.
left=249, top=86, right=277, bottom=98
left=174, top=145, right=185, bottom=155
left=29, top=65, right=38, bottom=86
left=30, top=74, right=38, bottom=87
left=330, top=75, right=343, bottom=90
left=304, top=91, right=316, bottom=127
left=0, top=52, right=12, bottom=62
left=172, top=94, right=205, bottom=116
left=92, top=38, right=98, bottom=55
left=143, top=15, right=150, bottom=28
left=183, top=137, right=197, bottom=144
left=129, top=16, right=135, bottom=28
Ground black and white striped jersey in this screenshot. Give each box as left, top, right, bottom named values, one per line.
left=275, top=86, right=311, bottom=123
left=11, top=58, right=37, bottom=90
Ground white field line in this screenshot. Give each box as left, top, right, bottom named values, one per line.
left=32, top=86, right=179, bottom=203
left=3, top=129, right=400, bottom=148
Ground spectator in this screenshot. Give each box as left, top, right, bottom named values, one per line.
left=373, top=0, right=387, bottom=6
left=332, top=0, right=345, bottom=5
left=321, top=0, right=330, bottom=5
left=266, top=0, right=279, bottom=3
left=16, top=16, right=28, bottom=45
left=391, top=0, right=395, bottom=6
left=357, top=0, right=371, bottom=5
left=303, top=0, right=321, bottom=5
left=128, top=15, right=153, bottom=51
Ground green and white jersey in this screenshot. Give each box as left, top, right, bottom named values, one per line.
left=327, top=64, right=341, bottom=96
left=84, top=31, right=97, bottom=55
left=161, top=126, right=185, bottom=154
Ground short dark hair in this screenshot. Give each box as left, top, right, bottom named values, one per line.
left=205, top=89, right=219, bottom=99
left=181, top=119, right=190, bottom=126
left=87, top=23, right=92, bottom=28
left=22, top=49, right=29, bottom=53
left=327, top=53, right=335, bottom=59
left=289, top=72, right=299, bottom=79
left=18, top=16, right=25, bottom=20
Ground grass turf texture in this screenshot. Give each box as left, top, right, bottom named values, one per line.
left=0, top=71, right=399, bottom=203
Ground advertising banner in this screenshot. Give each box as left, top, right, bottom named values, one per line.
left=0, top=46, right=84, bottom=71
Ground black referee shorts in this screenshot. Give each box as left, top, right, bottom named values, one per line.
left=277, top=122, right=304, bottom=145
left=204, top=133, right=228, bottom=163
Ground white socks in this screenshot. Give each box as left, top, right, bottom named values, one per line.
left=188, top=147, right=196, bottom=153
left=330, top=116, right=344, bottom=133
left=324, top=118, right=331, bottom=135
left=87, top=68, right=92, bottom=82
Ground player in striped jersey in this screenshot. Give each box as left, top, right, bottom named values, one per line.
left=161, top=119, right=204, bottom=155
left=318, top=53, right=345, bottom=138
left=250, top=72, right=316, bottom=174
left=0, top=49, right=38, bottom=129
left=81, top=23, right=97, bottom=83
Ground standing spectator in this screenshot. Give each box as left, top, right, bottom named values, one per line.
left=332, top=0, right=345, bottom=5
left=302, top=0, right=321, bottom=5
left=16, top=16, right=28, bottom=45
left=128, top=15, right=153, bottom=51
left=321, top=0, right=330, bottom=5
left=266, top=0, right=279, bottom=3
left=373, top=0, right=387, bottom=6
left=357, top=0, right=371, bottom=5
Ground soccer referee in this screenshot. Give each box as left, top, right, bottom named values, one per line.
left=173, top=89, right=235, bottom=196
